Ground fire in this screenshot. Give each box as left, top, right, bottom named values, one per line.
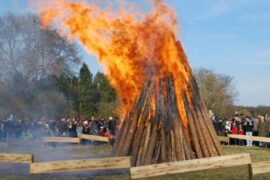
left=35, top=0, right=194, bottom=126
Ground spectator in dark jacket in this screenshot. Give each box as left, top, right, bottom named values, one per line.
left=244, top=117, right=253, bottom=147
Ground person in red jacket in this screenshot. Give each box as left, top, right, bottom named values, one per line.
left=238, top=124, right=245, bottom=145
left=231, top=122, right=239, bottom=134
left=231, top=122, right=239, bottom=145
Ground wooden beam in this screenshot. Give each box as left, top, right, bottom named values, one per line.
left=228, top=134, right=270, bottom=143
left=130, top=153, right=252, bottom=179
left=218, top=136, right=229, bottom=143
left=30, top=156, right=130, bottom=174
left=252, top=161, right=270, bottom=175
left=43, top=137, right=80, bottom=143
left=0, top=153, right=33, bottom=164
left=79, top=134, right=109, bottom=143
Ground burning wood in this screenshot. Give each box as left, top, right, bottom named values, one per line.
left=112, top=68, right=222, bottom=166
left=36, top=0, right=223, bottom=167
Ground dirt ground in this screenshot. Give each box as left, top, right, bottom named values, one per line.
left=0, top=143, right=270, bottom=180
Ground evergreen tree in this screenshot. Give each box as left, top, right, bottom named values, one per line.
left=56, top=75, right=80, bottom=117
left=79, top=63, right=100, bottom=117
left=93, top=72, right=118, bottom=117
left=93, top=72, right=116, bottom=102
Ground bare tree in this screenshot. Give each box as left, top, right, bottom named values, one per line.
left=0, top=13, right=81, bottom=119
left=194, top=68, right=238, bottom=116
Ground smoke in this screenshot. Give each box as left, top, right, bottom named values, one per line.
left=0, top=13, right=80, bottom=120
left=0, top=144, right=128, bottom=178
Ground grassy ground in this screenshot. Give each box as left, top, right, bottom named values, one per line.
left=0, top=144, right=270, bottom=180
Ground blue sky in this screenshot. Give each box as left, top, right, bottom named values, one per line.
left=1, top=0, right=270, bottom=106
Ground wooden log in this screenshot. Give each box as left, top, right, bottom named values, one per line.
left=196, top=108, right=218, bottom=156
left=179, top=124, right=192, bottom=160
left=218, top=136, right=229, bottom=143
left=131, top=85, right=152, bottom=165
left=165, top=130, right=172, bottom=162
left=188, top=79, right=219, bottom=156
left=144, top=88, right=161, bottom=165
left=111, top=114, right=127, bottom=155
left=135, top=128, right=147, bottom=166
left=170, top=130, right=176, bottom=161
left=182, top=91, right=203, bottom=158
left=189, top=103, right=210, bottom=157
left=252, top=160, right=270, bottom=175
left=186, top=88, right=211, bottom=157
left=166, top=75, right=185, bottom=161
left=79, top=134, right=109, bottom=142
left=172, top=120, right=185, bottom=161
left=160, top=126, right=167, bottom=162
left=151, top=127, right=161, bottom=164
left=0, top=153, right=33, bottom=163
left=43, top=137, right=80, bottom=143
left=130, top=153, right=252, bottom=179
left=30, top=156, right=131, bottom=174
left=140, top=123, right=151, bottom=165
left=166, top=75, right=193, bottom=160
left=113, top=83, right=148, bottom=156
left=113, top=111, right=133, bottom=156
left=200, top=106, right=223, bottom=155
left=228, top=134, right=270, bottom=143
left=120, top=81, right=150, bottom=156
left=153, top=134, right=161, bottom=164
left=175, top=41, right=223, bottom=156
left=183, top=138, right=192, bottom=160
left=144, top=122, right=158, bottom=165
left=190, top=76, right=223, bottom=155
left=189, top=86, right=212, bottom=157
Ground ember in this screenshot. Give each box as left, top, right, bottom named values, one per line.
left=36, top=0, right=222, bottom=166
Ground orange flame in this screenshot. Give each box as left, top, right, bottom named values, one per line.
left=36, top=0, right=193, bottom=126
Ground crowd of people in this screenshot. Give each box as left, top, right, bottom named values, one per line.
left=212, top=111, right=270, bottom=147
left=2, top=111, right=270, bottom=148
left=0, top=114, right=118, bottom=143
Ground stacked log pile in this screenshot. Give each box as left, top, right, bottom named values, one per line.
left=112, top=42, right=222, bottom=167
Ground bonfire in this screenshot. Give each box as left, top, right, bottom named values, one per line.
left=37, top=0, right=222, bottom=167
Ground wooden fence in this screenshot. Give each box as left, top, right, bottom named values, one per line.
left=218, top=134, right=270, bottom=145
left=0, top=153, right=33, bottom=163
left=252, top=160, right=270, bottom=175
left=218, top=136, right=230, bottom=143
left=79, top=134, right=109, bottom=143
left=228, top=134, right=270, bottom=143
left=1, top=151, right=270, bottom=178
left=130, top=153, right=252, bottom=179
left=43, top=137, right=80, bottom=143
left=43, top=134, right=112, bottom=144
left=30, top=156, right=130, bottom=174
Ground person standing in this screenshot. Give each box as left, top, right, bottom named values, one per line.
left=244, top=116, right=253, bottom=147
left=257, top=115, right=269, bottom=147
left=231, top=122, right=239, bottom=145
left=252, top=117, right=259, bottom=146
left=238, top=124, right=245, bottom=145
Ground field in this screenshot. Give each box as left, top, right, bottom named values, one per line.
left=0, top=144, right=270, bottom=180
